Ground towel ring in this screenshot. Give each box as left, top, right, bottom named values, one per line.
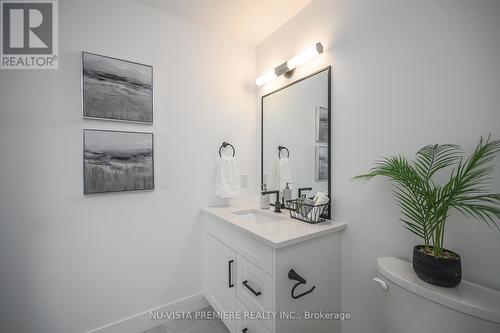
left=219, top=142, right=235, bottom=157
left=288, top=269, right=316, bottom=300
left=278, top=146, right=290, bottom=159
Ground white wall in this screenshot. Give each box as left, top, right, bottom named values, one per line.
left=0, top=0, right=257, bottom=332
left=256, top=0, right=500, bottom=332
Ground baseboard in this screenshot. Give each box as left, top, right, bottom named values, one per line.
left=86, top=292, right=209, bottom=333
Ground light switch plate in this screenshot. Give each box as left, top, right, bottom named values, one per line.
left=240, top=175, right=248, bottom=188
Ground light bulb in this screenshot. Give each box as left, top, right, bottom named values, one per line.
left=256, top=70, right=277, bottom=86
left=287, top=42, right=323, bottom=70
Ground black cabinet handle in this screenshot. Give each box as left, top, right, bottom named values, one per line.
left=228, top=260, right=234, bottom=288
left=242, top=280, right=262, bottom=296
left=242, top=329, right=248, bottom=333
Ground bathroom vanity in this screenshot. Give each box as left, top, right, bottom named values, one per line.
left=201, top=203, right=346, bottom=333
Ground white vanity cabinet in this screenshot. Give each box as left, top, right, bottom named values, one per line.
left=202, top=205, right=346, bottom=333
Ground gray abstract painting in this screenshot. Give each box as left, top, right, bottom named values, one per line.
left=315, top=106, right=328, bottom=143
left=315, top=145, right=329, bottom=181
left=82, top=52, right=153, bottom=123
left=84, top=130, right=154, bottom=194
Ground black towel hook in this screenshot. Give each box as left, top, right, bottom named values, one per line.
left=288, top=269, right=316, bottom=300
left=278, top=145, right=290, bottom=159
left=219, top=142, right=235, bottom=157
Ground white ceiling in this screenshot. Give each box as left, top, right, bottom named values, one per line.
left=137, top=0, right=313, bottom=45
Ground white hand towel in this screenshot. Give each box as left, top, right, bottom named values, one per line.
left=273, top=157, right=292, bottom=191
left=215, top=156, right=240, bottom=198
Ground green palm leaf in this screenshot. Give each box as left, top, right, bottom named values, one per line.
left=354, top=156, right=434, bottom=243
left=414, top=144, right=462, bottom=181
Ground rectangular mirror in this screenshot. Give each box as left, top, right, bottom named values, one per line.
left=261, top=67, right=331, bottom=218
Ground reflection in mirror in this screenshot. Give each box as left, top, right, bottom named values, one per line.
left=261, top=67, right=331, bottom=218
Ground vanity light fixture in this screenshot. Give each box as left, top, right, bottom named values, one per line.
left=255, top=42, right=324, bottom=86
left=255, top=70, right=277, bottom=86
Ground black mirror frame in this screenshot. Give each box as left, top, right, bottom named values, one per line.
left=260, top=66, right=332, bottom=219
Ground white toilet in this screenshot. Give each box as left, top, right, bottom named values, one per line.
left=374, top=257, right=500, bottom=333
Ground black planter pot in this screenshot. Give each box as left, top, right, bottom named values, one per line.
left=412, top=245, right=462, bottom=288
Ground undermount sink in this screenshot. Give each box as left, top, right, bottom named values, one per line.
left=232, top=209, right=284, bottom=224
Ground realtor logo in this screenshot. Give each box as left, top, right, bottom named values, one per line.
left=1, top=0, right=58, bottom=69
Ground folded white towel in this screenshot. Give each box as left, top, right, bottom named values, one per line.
left=273, top=157, right=292, bottom=191
left=313, top=192, right=330, bottom=206
left=215, top=156, right=240, bottom=198
left=307, top=192, right=330, bottom=220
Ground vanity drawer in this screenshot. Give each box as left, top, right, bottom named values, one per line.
left=236, top=255, right=274, bottom=331
left=237, top=299, right=273, bottom=333
left=205, top=214, right=273, bottom=274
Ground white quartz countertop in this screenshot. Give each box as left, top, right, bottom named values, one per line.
left=201, top=202, right=347, bottom=248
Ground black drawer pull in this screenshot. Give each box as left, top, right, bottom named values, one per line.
left=242, top=280, right=262, bottom=296
left=242, top=329, right=248, bottom=333
left=228, top=260, right=234, bottom=288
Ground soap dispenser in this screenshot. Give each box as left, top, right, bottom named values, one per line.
left=283, top=182, right=292, bottom=203
left=261, top=184, right=270, bottom=209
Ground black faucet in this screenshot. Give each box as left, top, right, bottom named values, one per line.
left=298, top=187, right=313, bottom=199
left=262, top=190, right=281, bottom=213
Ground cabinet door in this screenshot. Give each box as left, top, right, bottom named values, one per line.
left=205, top=233, right=236, bottom=333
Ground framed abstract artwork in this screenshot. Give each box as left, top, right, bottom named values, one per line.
left=315, top=106, right=328, bottom=143
left=315, top=145, right=328, bottom=181
left=83, top=129, right=154, bottom=194
left=82, top=52, right=153, bottom=123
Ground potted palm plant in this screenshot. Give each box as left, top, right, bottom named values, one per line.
left=354, top=136, right=500, bottom=287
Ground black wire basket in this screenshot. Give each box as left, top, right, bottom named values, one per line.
left=286, top=199, right=328, bottom=224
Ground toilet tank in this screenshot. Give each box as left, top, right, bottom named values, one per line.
left=374, top=257, right=500, bottom=333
